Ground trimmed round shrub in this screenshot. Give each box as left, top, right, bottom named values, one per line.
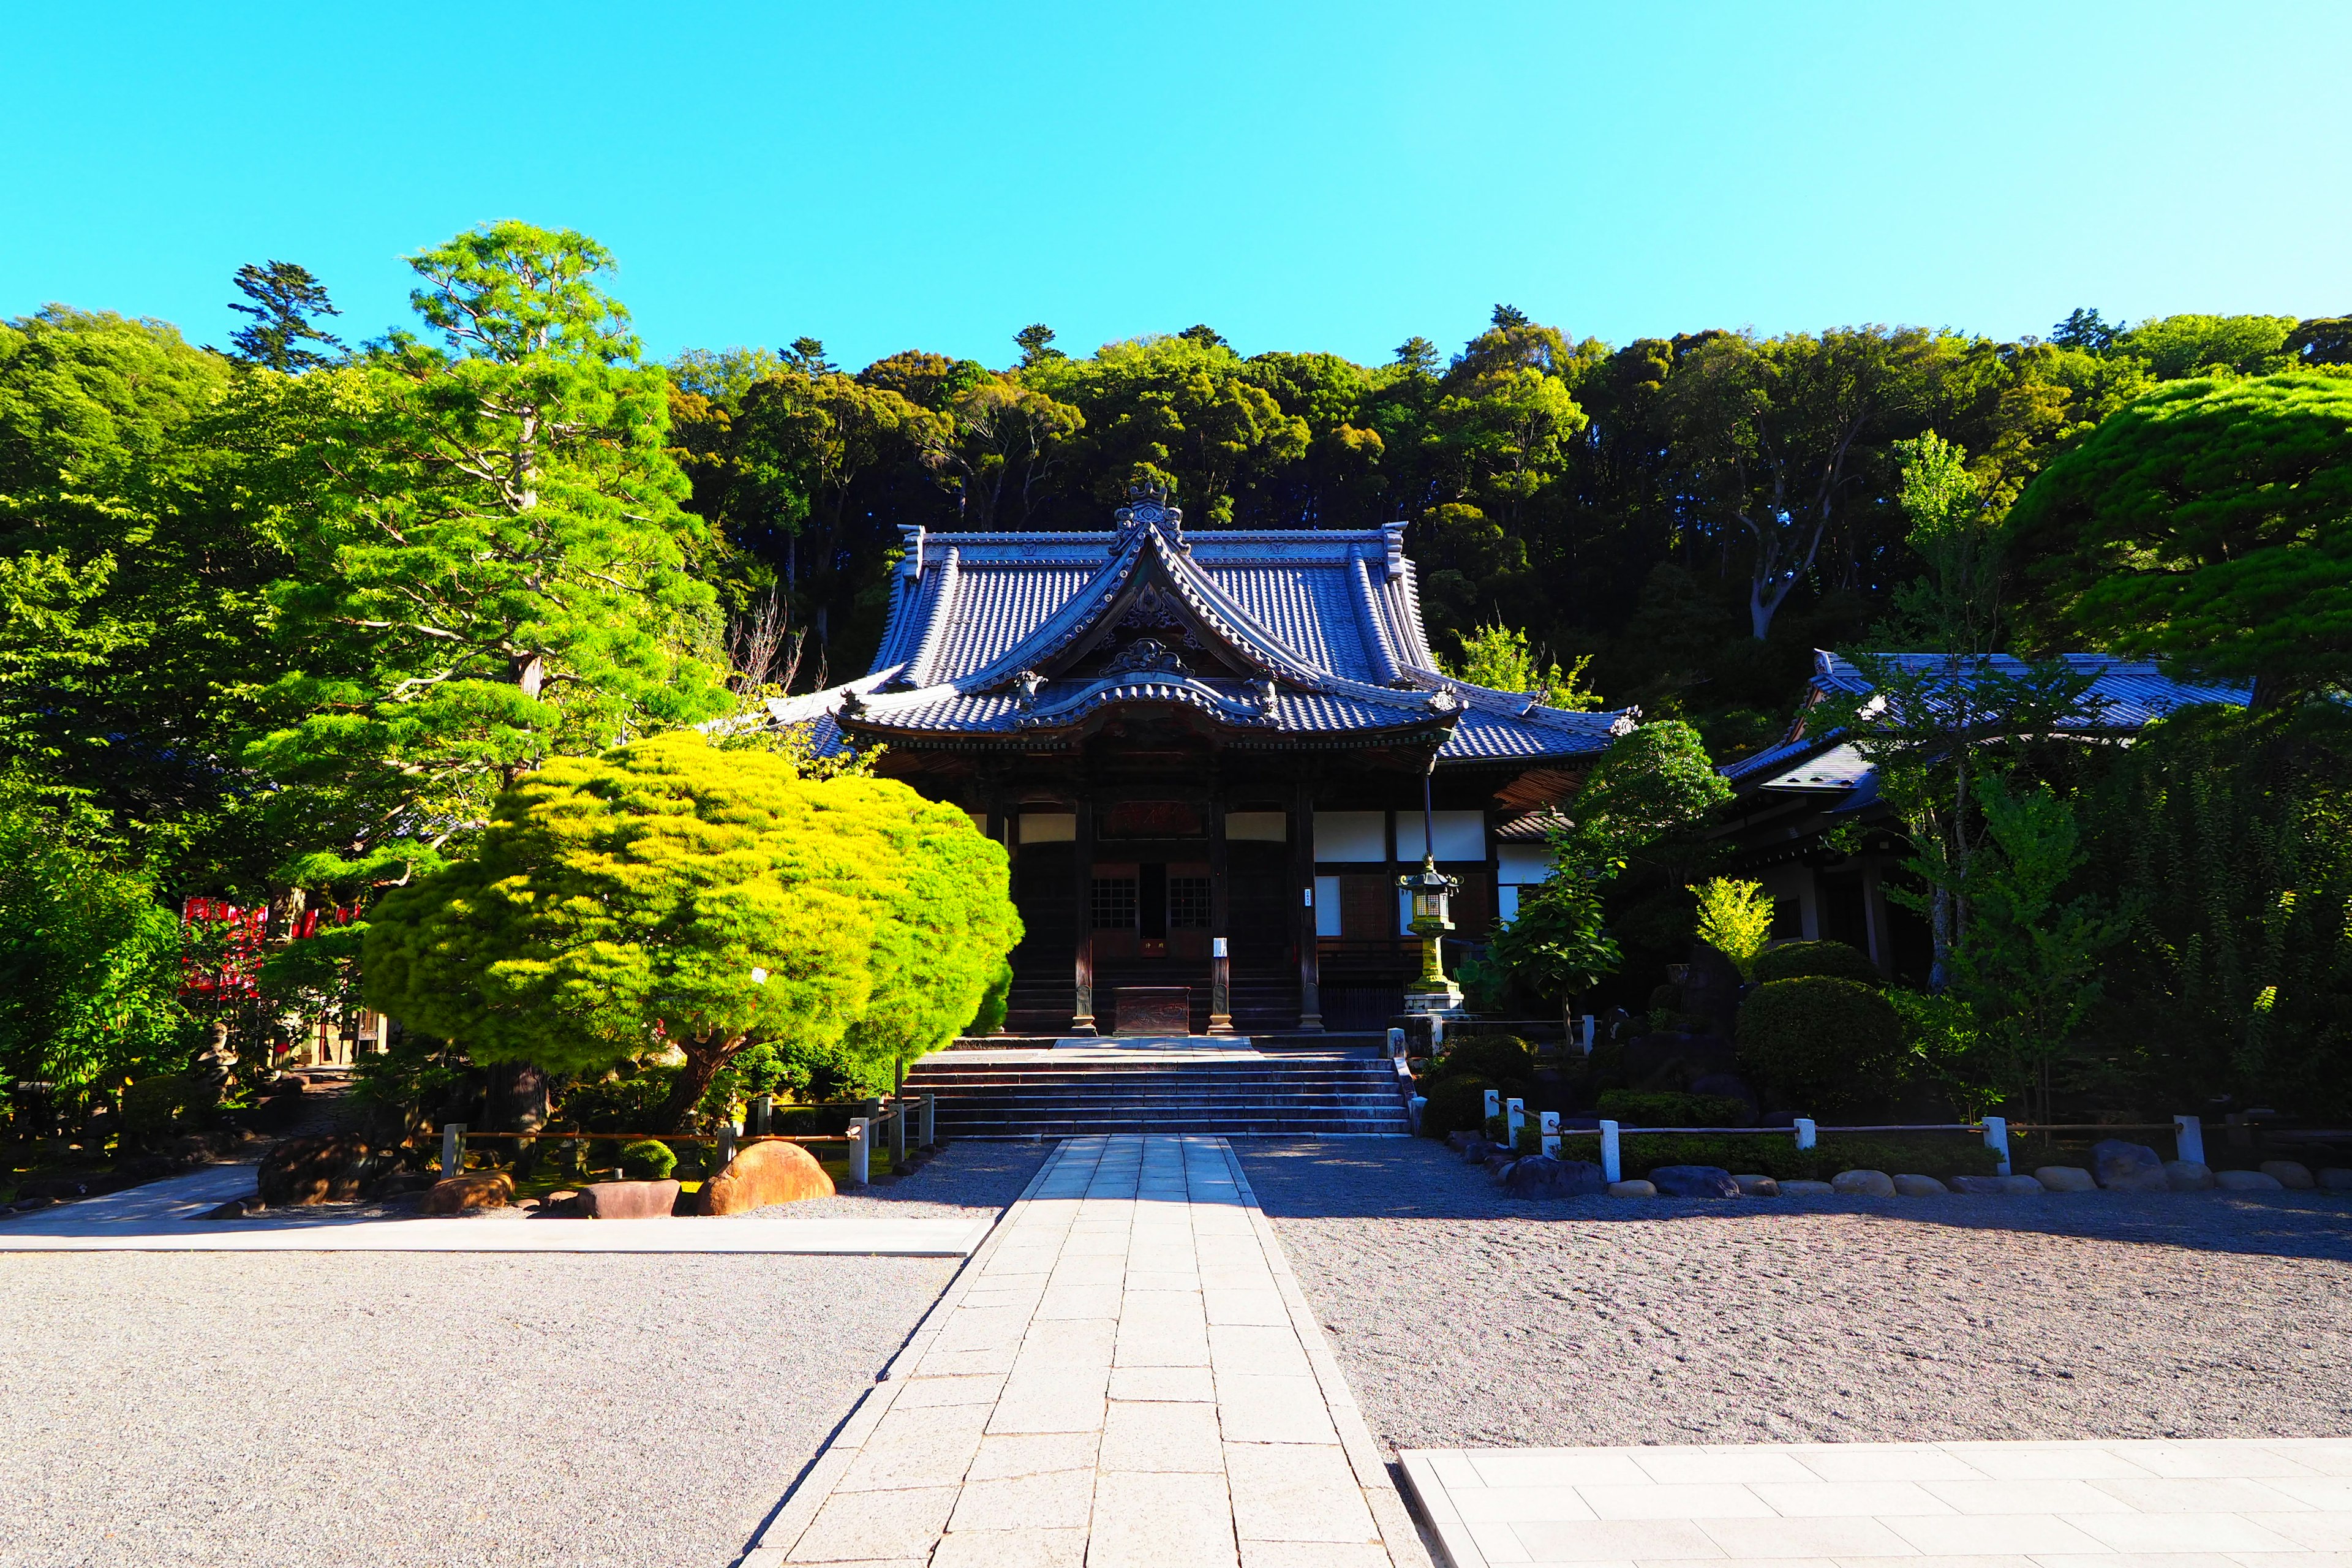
left=620, top=1139, right=677, bottom=1180
left=1736, top=976, right=1902, bottom=1112
left=1751, top=940, right=1882, bottom=989
left=119, top=1073, right=195, bottom=1138
left=1433, top=1035, right=1535, bottom=1084
left=1419, top=1075, right=1500, bottom=1139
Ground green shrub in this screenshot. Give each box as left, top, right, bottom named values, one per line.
left=1419, top=1075, right=1499, bottom=1139
left=119, top=1073, right=194, bottom=1138
left=1555, top=1131, right=2001, bottom=1182
left=1737, top=976, right=1903, bottom=1111
left=620, top=1139, right=677, bottom=1180
left=965, top=959, right=1014, bottom=1038
left=1752, top=940, right=1883, bottom=988
left=1596, top=1090, right=1749, bottom=1128
left=1433, top=1035, right=1534, bottom=1084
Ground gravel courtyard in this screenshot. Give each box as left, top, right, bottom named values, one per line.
left=1240, top=1138, right=2352, bottom=1453
left=0, top=1144, right=1047, bottom=1568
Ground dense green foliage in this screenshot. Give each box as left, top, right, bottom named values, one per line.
left=619, top=1139, right=676, bottom=1180
left=1736, top=977, right=1904, bottom=1112
left=1593, top=1090, right=1749, bottom=1128
left=361, top=730, right=1021, bottom=1126
left=1419, top=1074, right=1506, bottom=1140
left=1750, top=940, right=1883, bottom=988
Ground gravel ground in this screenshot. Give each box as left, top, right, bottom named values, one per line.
left=1238, top=1138, right=2352, bottom=1452
left=0, top=1142, right=1046, bottom=1568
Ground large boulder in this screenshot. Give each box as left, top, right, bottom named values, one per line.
left=576, top=1178, right=680, bottom=1218
left=2091, top=1140, right=2169, bottom=1192
left=1498, top=1156, right=1607, bottom=1200
left=2261, top=1161, right=2316, bottom=1190
left=1649, top=1164, right=1740, bottom=1199
left=257, top=1136, right=391, bottom=1205
left=2034, top=1166, right=2097, bottom=1193
left=1892, top=1174, right=1948, bottom=1196
left=2165, top=1161, right=2215, bottom=1191
left=2320, top=1168, right=2352, bottom=1192
left=1606, top=1180, right=1657, bottom=1197
left=1777, top=1179, right=1834, bottom=1195
left=1679, top=943, right=1746, bottom=1039
left=421, top=1172, right=513, bottom=1215
left=701, top=1139, right=835, bottom=1214
left=2217, top=1168, right=2284, bottom=1191
left=1831, top=1169, right=1896, bottom=1197
left=1733, top=1174, right=1780, bottom=1197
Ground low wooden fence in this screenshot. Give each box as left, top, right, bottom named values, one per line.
left=435, top=1093, right=935, bottom=1188
left=1453, top=1091, right=2216, bottom=1182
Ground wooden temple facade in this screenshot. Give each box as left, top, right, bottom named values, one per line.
left=775, top=495, right=1632, bottom=1036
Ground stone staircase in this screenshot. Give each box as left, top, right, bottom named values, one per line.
left=903, top=1051, right=1413, bottom=1139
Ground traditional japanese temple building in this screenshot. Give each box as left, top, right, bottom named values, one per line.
left=771, top=494, right=1633, bottom=1036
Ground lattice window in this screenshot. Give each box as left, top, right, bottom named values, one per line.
left=1090, top=877, right=1138, bottom=930
left=1167, top=876, right=1212, bottom=930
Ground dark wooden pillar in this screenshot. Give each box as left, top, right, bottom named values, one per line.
left=997, top=802, right=1019, bottom=1036
left=1071, top=797, right=1097, bottom=1035
left=1294, top=778, right=1322, bottom=1033
left=1208, top=784, right=1233, bottom=1035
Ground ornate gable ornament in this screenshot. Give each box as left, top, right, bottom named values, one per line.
left=1101, top=638, right=1189, bottom=677
left=1113, top=486, right=1183, bottom=543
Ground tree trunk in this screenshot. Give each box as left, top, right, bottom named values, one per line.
left=657, top=1033, right=747, bottom=1132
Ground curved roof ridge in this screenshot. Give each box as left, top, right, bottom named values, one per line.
left=899, top=546, right=961, bottom=689
left=1348, top=551, right=1406, bottom=685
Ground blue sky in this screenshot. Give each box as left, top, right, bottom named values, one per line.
left=4, top=2, right=2345, bottom=371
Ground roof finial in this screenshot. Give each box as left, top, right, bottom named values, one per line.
left=1112, top=483, right=1182, bottom=539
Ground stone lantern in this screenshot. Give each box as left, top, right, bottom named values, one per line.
left=1398, top=760, right=1466, bottom=1019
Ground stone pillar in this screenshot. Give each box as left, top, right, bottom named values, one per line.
left=1071, top=797, right=1097, bottom=1035
left=1294, top=780, right=1322, bottom=1033
left=1208, top=788, right=1233, bottom=1035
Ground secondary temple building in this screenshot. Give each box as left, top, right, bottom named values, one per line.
left=773, top=494, right=1632, bottom=1036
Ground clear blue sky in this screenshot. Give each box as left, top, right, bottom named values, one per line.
left=5, top=2, right=2345, bottom=371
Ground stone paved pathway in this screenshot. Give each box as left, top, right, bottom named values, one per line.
left=745, top=1134, right=1429, bottom=1568
left=1401, top=1438, right=2352, bottom=1568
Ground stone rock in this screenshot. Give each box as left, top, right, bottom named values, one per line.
left=1680, top=941, right=1745, bottom=1039
left=257, top=1135, right=390, bottom=1205
left=2320, top=1168, right=2352, bottom=1192
left=1733, top=1174, right=1779, bottom=1197
left=1461, top=1140, right=1502, bottom=1165
left=1951, top=1174, right=2040, bottom=1195
left=1445, top=1131, right=1482, bottom=1154
left=2216, top=1168, right=2284, bottom=1191
left=364, top=1170, right=437, bottom=1199
left=702, top=1139, right=836, bottom=1214
left=2261, top=1160, right=2316, bottom=1190
left=1831, top=1169, right=1896, bottom=1197
left=2034, top=1166, right=2097, bottom=1193
left=200, top=1195, right=264, bottom=1219
left=576, top=1179, right=680, bottom=1218
left=1498, top=1156, right=1607, bottom=1200
left=2165, top=1160, right=2216, bottom=1191
left=1649, top=1164, right=1740, bottom=1199
left=421, top=1172, right=513, bottom=1215
left=1777, top=1179, right=1835, bottom=1195
left=1892, top=1174, right=1948, bottom=1196
left=2091, top=1140, right=2169, bottom=1193
left=1606, top=1180, right=1657, bottom=1197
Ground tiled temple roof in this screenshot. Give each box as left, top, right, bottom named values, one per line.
left=769, top=498, right=1635, bottom=764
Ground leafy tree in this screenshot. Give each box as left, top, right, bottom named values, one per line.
left=224, top=261, right=344, bottom=371
left=361, top=730, right=1020, bottom=1128
left=2048, top=307, right=2124, bottom=353
left=0, top=777, right=195, bottom=1099
left=1392, top=336, right=1441, bottom=377
left=2114, top=314, right=2298, bottom=380
left=2286, top=316, right=2352, bottom=368
left=248, top=222, right=733, bottom=886
left=669, top=345, right=784, bottom=401
left=1691, top=876, right=1774, bottom=978
left=2007, top=372, right=2352, bottom=708
left=1441, top=622, right=1600, bottom=710
left=1014, top=323, right=1063, bottom=368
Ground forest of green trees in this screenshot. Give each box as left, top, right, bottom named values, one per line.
left=2, top=220, right=2347, bottom=1129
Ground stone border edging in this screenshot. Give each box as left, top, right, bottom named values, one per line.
left=1221, top=1143, right=1439, bottom=1568
left=734, top=1143, right=1070, bottom=1568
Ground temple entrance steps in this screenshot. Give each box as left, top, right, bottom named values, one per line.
left=1001, top=966, right=1303, bottom=1035
left=903, top=1050, right=1412, bottom=1139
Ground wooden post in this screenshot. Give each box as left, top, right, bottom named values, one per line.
left=921, top=1093, right=936, bottom=1150
left=1072, top=797, right=1097, bottom=1035
left=440, top=1123, right=464, bottom=1179
left=1208, top=786, right=1234, bottom=1035
left=715, top=1122, right=737, bottom=1174
left=1294, top=780, right=1322, bottom=1032
left=846, top=1119, right=869, bottom=1186
left=888, top=1095, right=907, bottom=1169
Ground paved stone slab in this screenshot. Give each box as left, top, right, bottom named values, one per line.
left=749, top=1134, right=1429, bottom=1568
left=1400, top=1439, right=2352, bottom=1568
